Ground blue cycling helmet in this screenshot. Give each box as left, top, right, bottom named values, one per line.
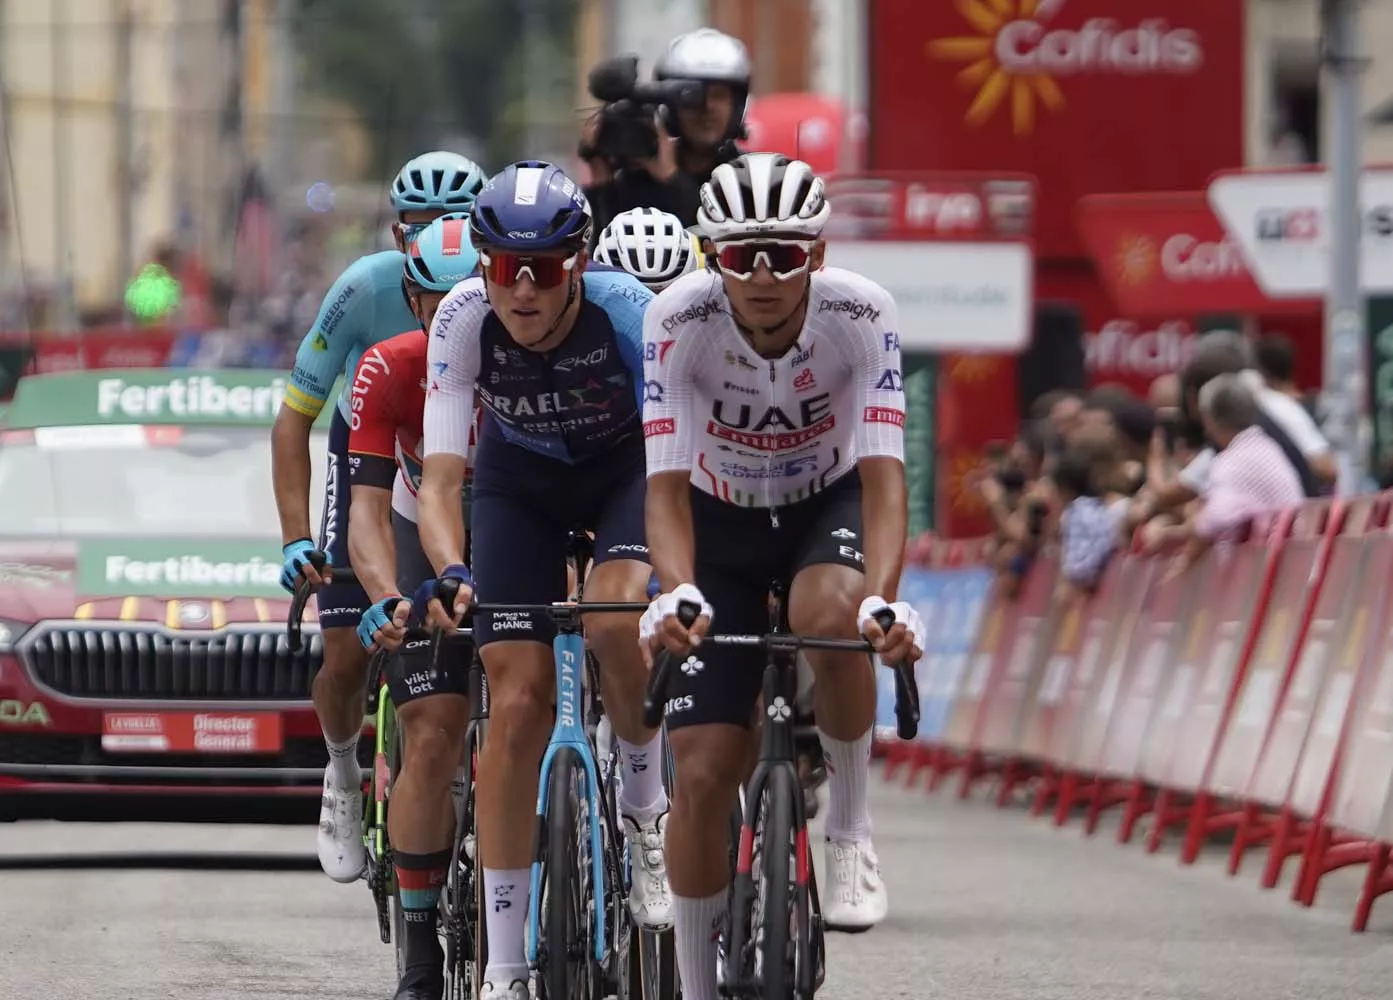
left=469, top=160, right=593, bottom=253
left=404, top=213, right=480, bottom=292
left=391, top=151, right=488, bottom=214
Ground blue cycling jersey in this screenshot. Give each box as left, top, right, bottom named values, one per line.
left=422, top=269, right=653, bottom=465
left=284, top=250, right=420, bottom=419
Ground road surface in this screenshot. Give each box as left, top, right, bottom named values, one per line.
left=3, top=778, right=1393, bottom=999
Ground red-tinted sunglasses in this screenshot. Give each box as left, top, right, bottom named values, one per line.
left=714, top=239, right=817, bottom=281
left=479, top=249, right=579, bottom=289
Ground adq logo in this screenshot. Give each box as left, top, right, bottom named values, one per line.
left=927, top=0, right=1205, bottom=136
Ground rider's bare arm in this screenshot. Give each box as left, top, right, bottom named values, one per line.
left=271, top=405, right=317, bottom=547
left=347, top=485, right=399, bottom=602
left=645, top=470, right=697, bottom=593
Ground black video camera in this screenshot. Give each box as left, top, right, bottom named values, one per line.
left=586, top=55, right=704, bottom=166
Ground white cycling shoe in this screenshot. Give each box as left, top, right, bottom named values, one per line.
left=822, top=838, right=888, bottom=932
left=479, top=978, right=530, bottom=1000
left=623, top=810, right=674, bottom=931
left=316, top=768, right=365, bottom=883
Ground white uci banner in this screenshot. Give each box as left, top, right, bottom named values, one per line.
left=821, top=242, right=1033, bottom=352
left=1207, top=168, right=1393, bottom=298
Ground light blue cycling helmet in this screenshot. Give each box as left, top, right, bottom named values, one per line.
left=404, top=213, right=480, bottom=292
left=390, top=152, right=488, bottom=215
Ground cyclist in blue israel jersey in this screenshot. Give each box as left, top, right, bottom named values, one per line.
left=414, top=161, right=670, bottom=1000
left=270, top=150, right=488, bottom=885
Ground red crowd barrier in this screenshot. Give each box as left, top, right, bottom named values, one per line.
left=887, top=493, right=1393, bottom=932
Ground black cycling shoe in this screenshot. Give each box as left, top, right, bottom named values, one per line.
left=391, top=983, right=443, bottom=1000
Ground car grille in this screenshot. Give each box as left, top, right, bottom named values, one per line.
left=21, top=624, right=323, bottom=701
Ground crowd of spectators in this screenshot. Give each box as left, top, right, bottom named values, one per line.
left=975, top=332, right=1330, bottom=602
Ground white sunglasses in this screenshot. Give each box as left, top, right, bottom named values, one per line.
left=713, top=239, right=817, bottom=281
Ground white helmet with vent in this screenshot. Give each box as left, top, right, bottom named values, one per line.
left=593, top=207, right=702, bottom=292
left=697, top=153, right=830, bottom=242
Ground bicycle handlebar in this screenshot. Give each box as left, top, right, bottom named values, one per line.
left=640, top=602, right=921, bottom=739
left=287, top=551, right=363, bottom=652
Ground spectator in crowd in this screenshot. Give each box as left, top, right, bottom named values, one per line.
left=1173, top=332, right=1331, bottom=501
left=1150, top=373, right=1303, bottom=574
left=1256, top=332, right=1323, bottom=421
left=1032, top=390, right=1084, bottom=447
left=976, top=423, right=1052, bottom=597
left=1055, top=446, right=1122, bottom=596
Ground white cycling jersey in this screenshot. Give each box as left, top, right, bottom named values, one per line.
left=641, top=267, right=905, bottom=507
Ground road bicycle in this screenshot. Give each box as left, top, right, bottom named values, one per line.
left=642, top=587, right=919, bottom=1000
left=434, top=530, right=676, bottom=1000
left=289, top=556, right=488, bottom=1000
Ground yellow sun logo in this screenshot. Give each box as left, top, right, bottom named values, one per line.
left=1114, top=235, right=1157, bottom=287
left=947, top=451, right=988, bottom=513
left=947, top=354, right=1002, bottom=384
left=927, top=0, right=1066, bottom=136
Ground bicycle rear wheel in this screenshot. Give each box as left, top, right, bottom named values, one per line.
left=444, top=724, right=485, bottom=1000
left=541, top=747, right=594, bottom=1000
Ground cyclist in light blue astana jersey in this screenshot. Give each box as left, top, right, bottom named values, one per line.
left=271, top=151, right=488, bottom=885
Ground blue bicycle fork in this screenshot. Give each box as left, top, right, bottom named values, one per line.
left=526, top=629, right=608, bottom=965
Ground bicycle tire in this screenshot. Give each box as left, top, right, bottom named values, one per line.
left=444, top=725, right=485, bottom=1000
left=751, top=767, right=797, bottom=1000
left=542, top=747, right=591, bottom=1000
left=388, top=720, right=409, bottom=984
left=624, top=731, right=678, bottom=1000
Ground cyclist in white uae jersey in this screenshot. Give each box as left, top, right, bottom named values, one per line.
left=637, top=153, right=926, bottom=1000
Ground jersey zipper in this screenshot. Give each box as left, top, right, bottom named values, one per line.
left=766, top=360, right=779, bottom=527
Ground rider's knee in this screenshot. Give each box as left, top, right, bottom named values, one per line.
left=486, top=663, right=553, bottom=755
left=584, top=609, right=637, bottom=657
left=400, top=698, right=466, bottom=775
left=788, top=587, right=858, bottom=642
left=318, top=627, right=368, bottom=674
left=670, top=728, right=745, bottom=815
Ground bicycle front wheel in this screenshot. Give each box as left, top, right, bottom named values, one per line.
left=541, top=747, right=593, bottom=1000
left=751, top=767, right=799, bottom=1000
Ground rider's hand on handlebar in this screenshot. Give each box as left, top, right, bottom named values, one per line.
left=280, top=538, right=328, bottom=592
left=639, top=583, right=713, bottom=668
left=357, top=596, right=411, bottom=652
left=857, top=596, right=924, bottom=667
left=418, top=564, right=473, bottom=631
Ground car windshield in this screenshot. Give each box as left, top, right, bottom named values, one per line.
left=0, top=425, right=328, bottom=538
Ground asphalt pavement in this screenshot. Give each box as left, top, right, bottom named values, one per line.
left=3, top=778, right=1393, bottom=1000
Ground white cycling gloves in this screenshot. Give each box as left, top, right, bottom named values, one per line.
left=857, top=596, right=925, bottom=665
left=640, top=583, right=713, bottom=645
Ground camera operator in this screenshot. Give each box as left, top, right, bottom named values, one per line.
left=580, top=27, right=750, bottom=238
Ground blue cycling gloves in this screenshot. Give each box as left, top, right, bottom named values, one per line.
left=357, top=596, right=403, bottom=650
left=279, top=538, right=318, bottom=593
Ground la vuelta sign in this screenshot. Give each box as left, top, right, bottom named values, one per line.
left=868, top=0, right=1244, bottom=260
left=1076, top=192, right=1319, bottom=316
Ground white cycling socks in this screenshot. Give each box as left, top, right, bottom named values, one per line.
left=483, top=867, right=530, bottom=985
left=672, top=890, right=726, bottom=1000
left=820, top=728, right=873, bottom=842
left=617, top=733, right=668, bottom=820
left=324, top=734, right=361, bottom=790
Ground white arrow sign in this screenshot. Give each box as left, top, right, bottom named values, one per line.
left=1206, top=168, right=1393, bottom=298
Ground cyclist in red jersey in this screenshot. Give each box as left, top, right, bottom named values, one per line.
left=347, top=214, right=482, bottom=1000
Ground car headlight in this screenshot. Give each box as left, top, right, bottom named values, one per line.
left=0, top=619, right=27, bottom=654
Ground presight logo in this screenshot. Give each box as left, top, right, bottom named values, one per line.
left=1115, top=235, right=1158, bottom=287
left=927, top=0, right=1204, bottom=136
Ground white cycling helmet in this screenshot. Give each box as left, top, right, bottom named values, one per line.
left=698, top=152, right=830, bottom=243
left=593, top=208, right=702, bottom=292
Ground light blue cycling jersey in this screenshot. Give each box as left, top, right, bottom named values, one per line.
left=284, top=250, right=420, bottom=420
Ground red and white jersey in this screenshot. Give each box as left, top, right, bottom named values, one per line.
left=641, top=267, right=905, bottom=507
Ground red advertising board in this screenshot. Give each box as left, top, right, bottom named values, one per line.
left=1077, top=193, right=1320, bottom=317
left=868, top=0, right=1245, bottom=260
